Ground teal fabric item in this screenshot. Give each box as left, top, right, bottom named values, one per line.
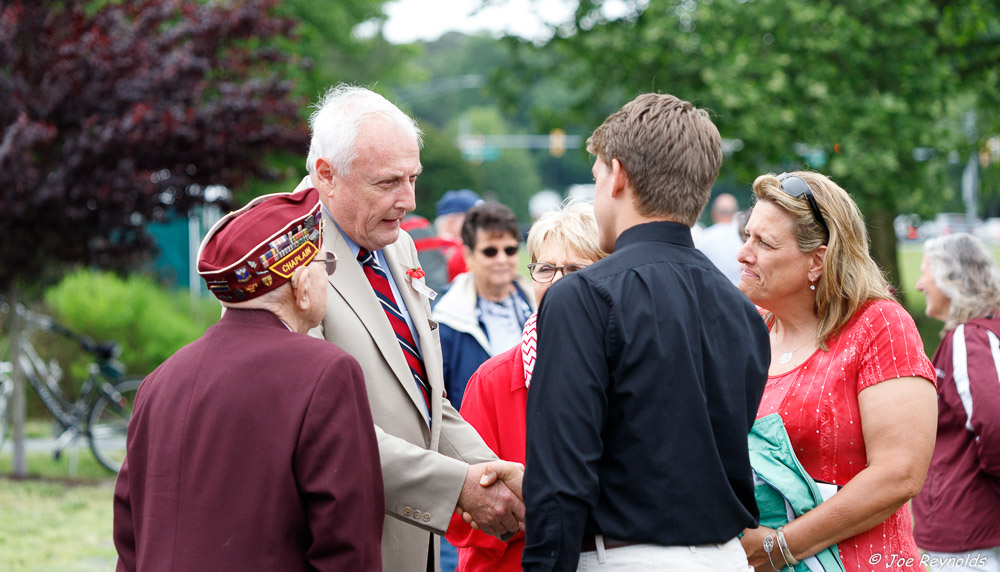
left=749, top=413, right=846, bottom=572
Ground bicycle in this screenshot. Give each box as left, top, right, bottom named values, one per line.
left=0, top=299, right=143, bottom=473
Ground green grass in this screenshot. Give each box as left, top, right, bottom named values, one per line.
left=896, top=243, right=942, bottom=357
left=0, top=448, right=115, bottom=481
left=0, top=435, right=118, bottom=571
left=0, top=474, right=116, bottom=571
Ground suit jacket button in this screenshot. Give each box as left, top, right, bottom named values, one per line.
left=412, top=510, right=422, bottom=520
left=422, top=513, right=431, bottom=522
left=403, top=507, right=412, bottom=516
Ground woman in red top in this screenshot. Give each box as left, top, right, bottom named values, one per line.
left=913, top=233, right=1000, bottom=572
left=736, top=171, right=937, bottom=572
left=445, top=201, right=606, bottom=571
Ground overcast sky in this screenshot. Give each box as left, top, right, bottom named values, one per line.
left=381, top=0, right=635, bottom=44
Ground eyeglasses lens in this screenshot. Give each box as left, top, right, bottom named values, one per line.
left=529, top=263, right=587, bottom=283
left=313, top=251, right=337, bottom=275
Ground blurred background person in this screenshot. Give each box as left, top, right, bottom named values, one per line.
left=696, top=192, right=743, bottom=284
left=913, top=233, right=1000, bottom=572
left=445, top=201, right=606, bottom=571
left=433, top=201, right=535, bottom=411
left=736, top=171, right=937, bottom=572
left=436, top=189, right=484, bottom=241
left=401, top=189, right=484, bottom=294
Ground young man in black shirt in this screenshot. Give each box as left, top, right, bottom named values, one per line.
left=522, top=93, right=770, bottom=571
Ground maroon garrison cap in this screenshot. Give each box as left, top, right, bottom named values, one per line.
left=198, top=188, right=324, bottom=302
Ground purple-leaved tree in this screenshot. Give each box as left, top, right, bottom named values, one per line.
left=0, top=0, right=309, bottom=293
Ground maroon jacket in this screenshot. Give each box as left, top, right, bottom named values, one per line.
left=913, top=317, right=1000, bottom=552
left=113, top=308, right=384, bottom=571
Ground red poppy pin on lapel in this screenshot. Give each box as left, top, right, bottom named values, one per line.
left=407, top=267, right=436, bottom=300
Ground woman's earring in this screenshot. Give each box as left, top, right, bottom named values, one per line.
left=809, top=275, right=816, bottom=291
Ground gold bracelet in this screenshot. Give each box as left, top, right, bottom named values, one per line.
left=776, top=526, right=800, bottom=566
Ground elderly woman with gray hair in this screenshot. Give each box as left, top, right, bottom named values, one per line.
left=913, top=233, right=1000, bottom=572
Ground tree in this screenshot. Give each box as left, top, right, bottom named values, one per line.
left=0, top=0, right=309, bottom=294
left=413, top=123, right=484, bottom=221
left=0, top=0, right=309, bottom=476
left=494, top=0, right=1000, bottom=292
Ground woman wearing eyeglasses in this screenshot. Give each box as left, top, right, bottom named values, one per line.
left=444, top=201, right=606, bottom=572
left=736, top=171, right=937, bottom=572
left=432, top=201, right=536, bottom=413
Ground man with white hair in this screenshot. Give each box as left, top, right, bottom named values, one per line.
left=114, top=188, right=384, bottom=571
left=295, top=85, right=524, bottom=572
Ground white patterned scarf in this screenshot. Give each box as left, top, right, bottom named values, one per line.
left=521, top=312, right=538, bottom=389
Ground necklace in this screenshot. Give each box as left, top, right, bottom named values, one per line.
left=773, top=334, right=810, bottom=364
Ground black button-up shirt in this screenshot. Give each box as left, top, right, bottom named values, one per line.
left=523, top=221, right=770, bottom=571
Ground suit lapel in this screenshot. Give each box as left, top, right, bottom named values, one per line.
left=383, top=243, right=443, bottom=424
left=323, top=216, right=427, bottom=417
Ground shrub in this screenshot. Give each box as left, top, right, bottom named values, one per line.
left=43, top=269, right=221, bottom=380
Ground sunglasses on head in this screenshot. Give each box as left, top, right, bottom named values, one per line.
left=777, top=173, right=830, bottom=243
left=479, top=245, right=519, bottom=258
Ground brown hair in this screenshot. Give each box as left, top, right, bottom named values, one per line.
left=461, top=201, right=520, bottom=249
left=586, top=93, right=722, bottom=225
left=752, top=171, right=891, bottom=348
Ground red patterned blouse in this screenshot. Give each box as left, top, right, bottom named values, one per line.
left=756, top=299, right=935, bottom=572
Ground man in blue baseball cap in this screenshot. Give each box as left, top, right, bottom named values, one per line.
left=435, top=189, right=484, bottom=238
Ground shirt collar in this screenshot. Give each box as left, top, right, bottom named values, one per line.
left=614, top=221, right=694, bottom=251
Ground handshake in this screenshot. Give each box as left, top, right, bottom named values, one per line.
left=455, top=460, right=525, bottom=540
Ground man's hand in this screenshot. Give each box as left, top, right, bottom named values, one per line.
left=474, top=460, right=523, bottom=501
left=456, top=461, right=525, bottom=539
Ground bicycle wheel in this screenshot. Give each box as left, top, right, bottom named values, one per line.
left=88, top=376, right=142, bottom=473
left=0, top=374, right=11, bottom=447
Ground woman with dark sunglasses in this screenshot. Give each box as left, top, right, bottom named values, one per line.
left=736, top=171, right=937, bottom=572
left=432, top=201, right=536, bottom=413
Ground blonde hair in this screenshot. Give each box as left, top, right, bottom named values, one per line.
left=586, top=93, right=721, bottom=226
left=526, top=200, right=607, bottom=264
left=752, top=171, right=891, bottom=348
left=923, top=233, right=1000, bottom=332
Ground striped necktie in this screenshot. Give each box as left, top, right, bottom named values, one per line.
left=357, top=248, right=432, bottom=415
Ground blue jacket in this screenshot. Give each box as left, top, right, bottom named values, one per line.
left=432, top=272, right=535, bottom=409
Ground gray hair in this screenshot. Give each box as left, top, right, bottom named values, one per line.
left=924, top=233, right=1000, bottom=331
left=305, top=84, right=423, bottom=178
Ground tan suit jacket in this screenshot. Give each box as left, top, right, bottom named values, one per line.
left=312, top=204, right=497, bottom=572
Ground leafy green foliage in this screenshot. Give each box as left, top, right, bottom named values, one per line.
left=414, top=124, right=484, bottom=220
left=494, top=0, right=1000, bottom=287
left=43, top=269, right=220, bottom=379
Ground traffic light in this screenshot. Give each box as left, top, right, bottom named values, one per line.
left=549, top=128, right=566, bottom=158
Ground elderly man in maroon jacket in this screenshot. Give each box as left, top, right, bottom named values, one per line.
left=113, top=187, right=384, bottom=571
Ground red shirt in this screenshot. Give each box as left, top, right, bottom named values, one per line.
left=756, top=299, right=935, bottom=572
left=445, top=346, right=526, bottom=572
